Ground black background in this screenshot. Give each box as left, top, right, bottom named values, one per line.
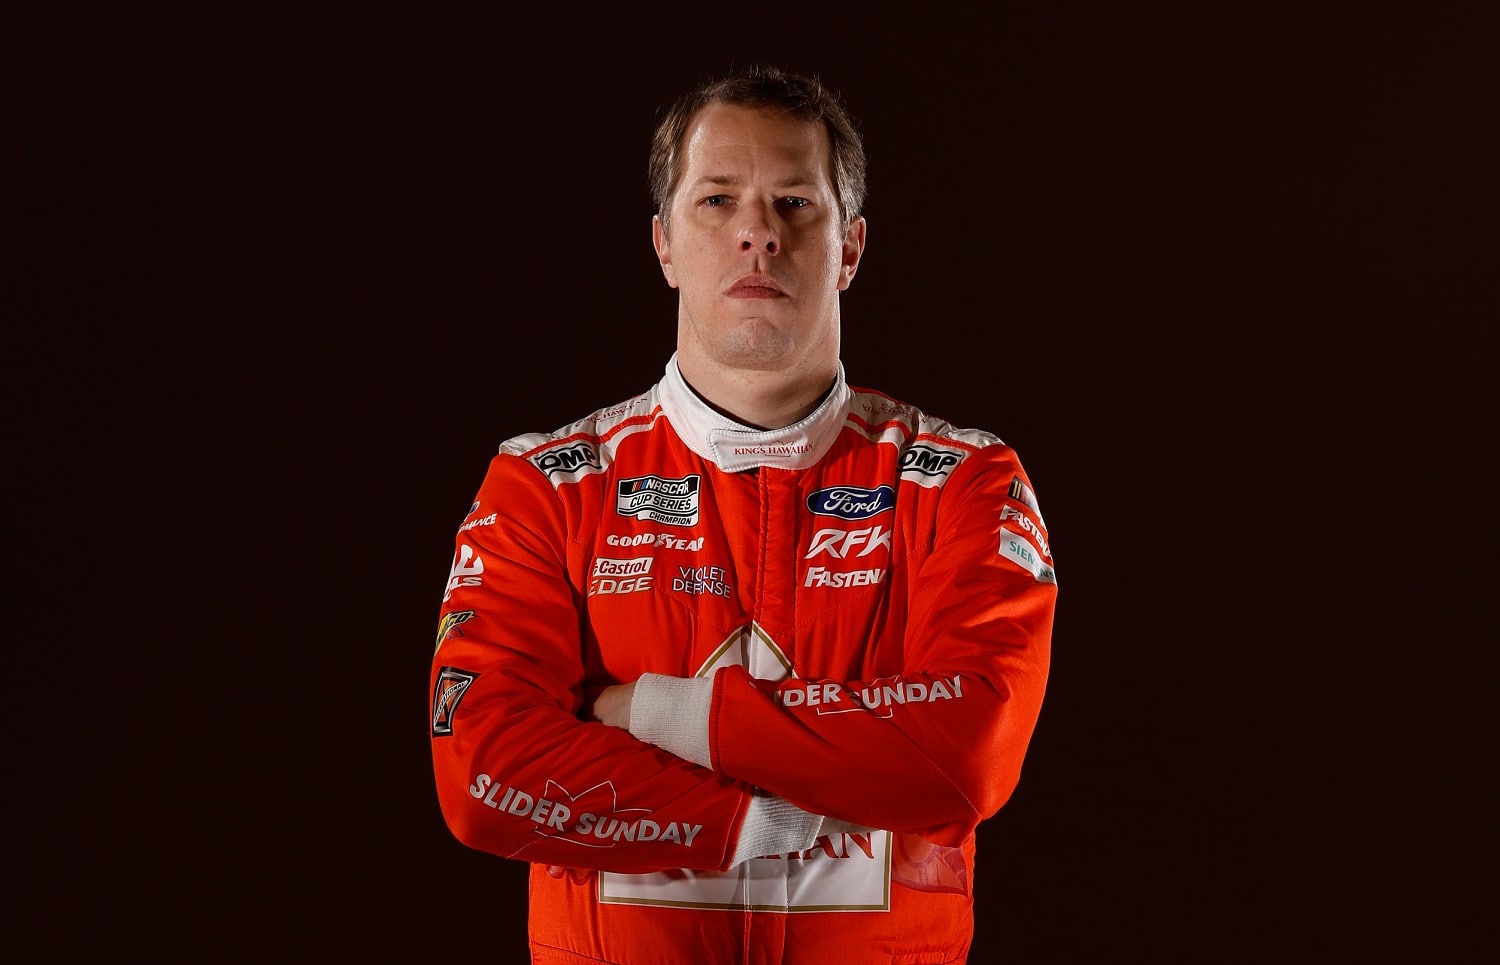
left=11, top=5, right=1492, bottom=961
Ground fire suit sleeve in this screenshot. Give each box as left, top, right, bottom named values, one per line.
left=431, top=452, right=827, bottom=872
left=633, top=444, right=1056, bottom=847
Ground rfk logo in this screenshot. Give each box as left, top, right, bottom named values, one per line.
left=804, top=525, right=892, bottom=559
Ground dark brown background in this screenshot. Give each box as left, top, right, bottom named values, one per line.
left=11, top=5, right=1491, bottom=961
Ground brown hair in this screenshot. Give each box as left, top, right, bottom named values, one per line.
left=648, top=65, right=867, bottom=232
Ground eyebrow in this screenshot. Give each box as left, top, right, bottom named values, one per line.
left=692, top=173, right=820, bottom=191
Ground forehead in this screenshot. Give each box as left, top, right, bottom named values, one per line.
left=679, top=103, right=832, bottom=185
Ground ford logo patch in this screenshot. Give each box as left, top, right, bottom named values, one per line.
left=806, top=485, right=895, bottom=520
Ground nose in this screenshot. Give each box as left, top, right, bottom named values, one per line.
left=736, top=203, right=780, bottom=255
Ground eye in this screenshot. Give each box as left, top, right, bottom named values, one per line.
left=779, top=197, right=811, bottom=209
left=702, top=195, right=730, bottom=208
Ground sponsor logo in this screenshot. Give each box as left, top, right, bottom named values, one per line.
left=804, top=566, right=885, bottom=589
left=772, top=674, right=965, bottom=712
left=588, top=575, right=654, bottom=597
left=672, top=564, right=732, bottom=598
left=806, top=485, right=895, bottom=520
left=465, top=500, right=480, bottom=517
left=601, top=830, right=892, bottom=911
left=999, top=528, right=1057, bottom=584
left=458, top=512, right=497, bottom=534
left=432, top=666, right=479, bottom=737
left=594, top=400, right=641, bottom=420
left=1008, top=475, right=1043, bottom=517
left=467, top=776, right=703, bottom=849
left=616, top=474, right=701, bottom=527
left=444, top=544, right=484, bottom=601
left=434, top=609, right=474, bottom=653
left=900, top=443, right=962, bottom=477
left=805, top=525, right=892, bottom=560
left=531, top=441, right=601, bottom=476
left=605, top=533, right=704, bottom=551
left=999, top=505, right=1051, bottom=558
left=592, top=557, right=654, bottom=577
left=731, top=443, right=813, bottom=457
left=860, top=399, right=912, bottom=419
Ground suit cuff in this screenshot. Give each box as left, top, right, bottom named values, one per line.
left=628, top=672, right=714, bottom=768
left=730, top=793, right=826, bottom=865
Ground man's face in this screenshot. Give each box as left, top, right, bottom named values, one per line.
left=654, top=103, right=865, bottom=373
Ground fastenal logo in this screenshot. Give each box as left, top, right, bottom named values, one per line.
left=432, top=666, right=479, bottom=737
left=999, top=505, right=1051, bottom=559
left=804, top=566, right=885, bottom=589
left=531, top=441, right=601, bottom=476
left=806, top=485, right=894, bottom=520
left=900, top=444, right=962, bottom=477
left=616, top=474, right=700, bottom=527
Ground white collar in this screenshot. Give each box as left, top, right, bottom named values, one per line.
left=657, top=353, right=851, bottom=472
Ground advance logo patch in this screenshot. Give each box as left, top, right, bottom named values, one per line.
left=432, top=666, right=479, bottom=737
left=616, top=474, right=701, bottom=527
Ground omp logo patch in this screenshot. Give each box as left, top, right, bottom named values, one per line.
left=530, top=441, right=601, bottom=477
left=806, top=485, right=894, bottom=520
left=432, top=666, right=479, bottom=737
left=900, top=443, right=963, bottom=478
left=616, top=474, right=701, bottom=527
left=434, top=610, right=475, bottom=653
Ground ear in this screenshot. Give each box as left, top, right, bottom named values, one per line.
left=652, top=215, right=678, bottom=288
left=837, top=216, right=867, bottom=291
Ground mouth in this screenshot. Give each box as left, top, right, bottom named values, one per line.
left=726, top=274, right=786, bottom=299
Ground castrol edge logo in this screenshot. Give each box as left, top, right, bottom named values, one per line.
left=589, top=556, right=654, bottom=597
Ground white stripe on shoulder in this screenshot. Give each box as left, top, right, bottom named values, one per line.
left=499, top=391, right=658, bottom=487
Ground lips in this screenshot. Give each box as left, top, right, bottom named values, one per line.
left=726, top=274, right=785, bottom=299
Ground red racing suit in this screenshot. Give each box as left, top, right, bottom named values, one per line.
left=430, top=355, right=1056, bottom=965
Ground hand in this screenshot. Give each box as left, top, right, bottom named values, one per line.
left=590, top=681, right=636, bottom=729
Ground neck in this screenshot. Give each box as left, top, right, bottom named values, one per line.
left=674, top=354, right=838, bottom=431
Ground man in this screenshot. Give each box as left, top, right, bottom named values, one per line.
left=430, top=65, right=1056, bottom=964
